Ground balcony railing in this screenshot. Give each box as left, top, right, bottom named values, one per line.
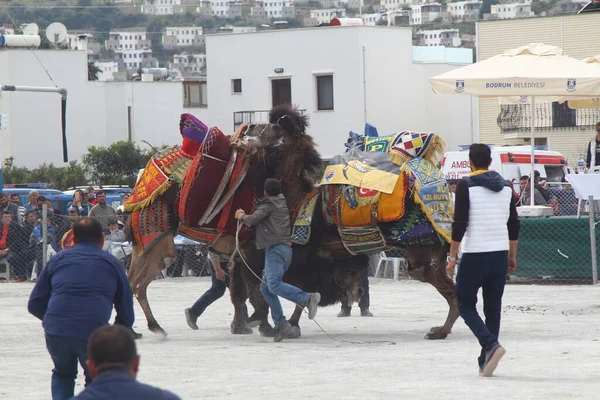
left=233, top=109, right=307, bottom=130
left=497, top=103, right=600, bottom=133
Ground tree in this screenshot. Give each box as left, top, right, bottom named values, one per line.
left=82, top=141, right=152, bottom=187
left=2, top=157, right=87, bottom=190
left=88, top=62, right=101, bottom=81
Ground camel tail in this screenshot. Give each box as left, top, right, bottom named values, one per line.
left=125, top=216, right=135, bottom=244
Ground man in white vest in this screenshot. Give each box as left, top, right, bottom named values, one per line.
left=586, top=122, right=600, bottom=170
left=446, top=143, right=520, bottom=378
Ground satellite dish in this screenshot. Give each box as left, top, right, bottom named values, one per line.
left=23, top=23, right=40, bottom=36
left=45, top=22, right=68, bottom=44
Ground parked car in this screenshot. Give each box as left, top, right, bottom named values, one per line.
left=2, top=184, right=71, bottom=212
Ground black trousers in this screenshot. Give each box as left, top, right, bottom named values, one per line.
left=341, top=269, right=370, bottom=311
left=456, top=250, right=508, bottom=367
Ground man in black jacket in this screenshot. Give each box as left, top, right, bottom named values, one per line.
left=235, top=178, right=321, bottom=342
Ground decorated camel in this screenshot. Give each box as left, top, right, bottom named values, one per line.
left=124, top=105, right=366, bottom=337
left=230, top=124, right=459, bottom=340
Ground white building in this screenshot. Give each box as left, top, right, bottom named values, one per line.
left=205, top=26, right=477, bottom=158
left=105, top=31, right=157, bottom=70
left=171, top=53, right=206, bottom=75
left=162, top=26, right=204, bottom=48
left=94, top=61, right=119, bottom=81
left=303, top=9, right=346, bottom=26
left=141, top=0, right=185, bottom=15
left=446, top=0, right=482, bottom=20
left=411, top=3, right=443, bottom=25
left=417, top=29, right=461, bottom=47
left=488, top=1, right=534, bottom=19
left=218, top=26, right=257, bottom=34
left=362, top=13, right=384, bottom=26
left=253, top=0, right=295, bottom=18
left=0, top=50, right=208, bottom=167
left=381, top=0, right=410, bottom=11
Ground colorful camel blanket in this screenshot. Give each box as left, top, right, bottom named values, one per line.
left=380, top=204, right=442, bottom=247
left=291, top=189, right=320, bottom=245
left=131, top=197, right=178, bottom=255
left=320, top=150, right=400, bottom=194
left=125, top=146, right=195, bottom=212
left=400, top=157, right=452, bottom=243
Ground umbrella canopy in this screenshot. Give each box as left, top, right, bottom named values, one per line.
left=429, top=44, right=600, bottom=98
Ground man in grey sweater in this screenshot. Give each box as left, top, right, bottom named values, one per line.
left=235, top=178, right=320, bottom=342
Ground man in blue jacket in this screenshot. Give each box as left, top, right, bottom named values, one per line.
left=71, top=325, right=181, bottom=400
left=28, top=217, right=135, bottom=400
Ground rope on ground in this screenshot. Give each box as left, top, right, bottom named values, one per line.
left=235, top=220, right=396, bottom=346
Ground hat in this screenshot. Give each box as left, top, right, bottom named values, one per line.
left=179, top=114, right=208, bottom=157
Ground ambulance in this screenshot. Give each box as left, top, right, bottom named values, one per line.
left=441, top=145, right=573, bottom=191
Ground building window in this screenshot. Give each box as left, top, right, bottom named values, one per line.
left=183, top=81, right=208, bottom=107
left=232, top=79, right=242, bottom=93
left=316, top=75, right=334, bottom=111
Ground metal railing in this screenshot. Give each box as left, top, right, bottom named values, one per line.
left=233, top=109, right=307, bottom=130
left=498, top=103, right=600, bottom=133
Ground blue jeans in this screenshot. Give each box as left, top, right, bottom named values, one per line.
left=260, top=243, right=310, bottom=328
left=191, top=259, right=229, bottom=316
left=45, top=333, right=92, bottom=400
left=456, top=251, right=508, bottom=368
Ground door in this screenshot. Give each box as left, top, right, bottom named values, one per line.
left=271, top=78, right=291, bottom=107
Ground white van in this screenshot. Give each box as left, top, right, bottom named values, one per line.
left=441, top=146, right=573, bottom=190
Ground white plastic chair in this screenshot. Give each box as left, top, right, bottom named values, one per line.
left=374, top=251, right=407, bottom=280
left=577, top=166, right=600, bottom=218
left=0, top=258, right=10, bottom=281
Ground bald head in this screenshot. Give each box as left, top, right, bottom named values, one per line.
left=87, top=325, right=139, bottom=377
left=73, top=217, right=103, bottom=244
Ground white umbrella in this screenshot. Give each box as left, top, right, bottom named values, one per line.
left=429, top=43, right=600, bottom=206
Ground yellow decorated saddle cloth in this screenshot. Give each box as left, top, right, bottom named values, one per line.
left=124, top=146, right=195, bottom=212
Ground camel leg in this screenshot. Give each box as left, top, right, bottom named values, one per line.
left=136, top=278, right=167, bottom=337
left=229, top=261, right=253, bottom=335
left=285, top=305, right=303, bottom=339
left=420, top=266, right=459, bottom=340
left=242, top=268, right=274, bottom=337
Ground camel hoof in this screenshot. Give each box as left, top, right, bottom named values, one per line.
left=425, top=327, right=448, bottom=340
left=149, top=325, right=168, bottom=338
left=132, top=330, right=143, bottom=340
left=259, top=323, right=276, bottom=338
left=231, top=325, right=254, bottom=335
left=288, top=327, right=301, bottom=339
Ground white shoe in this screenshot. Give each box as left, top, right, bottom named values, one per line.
left=306, top=293, right=321, bottom=320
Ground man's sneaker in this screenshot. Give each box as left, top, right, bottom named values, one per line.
left=306, top=293, right=321, bottom=320
left=337, top=308, right=351, bottom=317
left=361, top=309, right=374, bottom=317
left=274, top=321, right=299, bottom=342
left=481, top=344, right=506, bottom=377
left=185, top=308, right=199, bottom=330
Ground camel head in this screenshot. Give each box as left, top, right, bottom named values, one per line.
left=331, top=255, right=369, bottom=305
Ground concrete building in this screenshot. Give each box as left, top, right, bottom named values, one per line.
left=105, top=31, right=158, bottom=70
left=0, top=49, right=208, bottom=167
left=476, top=13, right=600, bottom=164
left=417, top=29, right=461, bottom=47
left=94, top=61, right=120, bottom=81
left=362, top=13, right=384, bottom=26
left=170, top=53, right=206, bottom=76
left=162, top=26, right=204, bottom=48
left=141, top=0, right=185, bottom=15
left=252, top=0, right=295, bottom=18
left=302, top=9, right=347, bottom=26
left=411, top=3, right=443, bottom=25
left=446, top=0, right=482, bottom=20
left=487, top=0, right=534, bottom=20
left=218, top=26, right=257, bottom=34
left=381, top=0, right=411, bottom=11
left=205, top=26, right=477, bottom=158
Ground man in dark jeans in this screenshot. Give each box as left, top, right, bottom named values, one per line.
left=28, top=218, right=135, bottom=400
left=337, top=270, right=373, bottom=317
left=184, top=251, right=252, bottom=333
left=446, top=143, right=520, bottom=378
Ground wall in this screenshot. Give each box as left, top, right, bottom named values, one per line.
left=476, top=13, right=600, bottom=164
left=0, top=50, right=208, bottom=168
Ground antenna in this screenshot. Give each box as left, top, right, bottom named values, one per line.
left=23, top=23, right=40, bottom=36
left=45, top=22, right=68, bottom=45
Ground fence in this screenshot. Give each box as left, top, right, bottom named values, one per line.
left=1, top=191, right=598, bottom=286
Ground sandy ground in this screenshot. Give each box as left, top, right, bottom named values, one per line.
left=2, top=277, right=600, bottom=399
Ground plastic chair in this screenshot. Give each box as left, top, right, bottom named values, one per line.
left=374, top=251, right=407, bottom=280
left=0, top=258, right=11, bottom=281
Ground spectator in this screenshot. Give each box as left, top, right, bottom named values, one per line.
left=68, top=189, right=89, bottom=217
left=517, top=175, right=547, bottom=206
left=533, top=171, right=551, bottom=202
left=586, top=122, right=600, bottom=170
left=105, top=220, right=125, bottom=243
left=0, top=192, right=19, bottom=223
left=10, top=193, right=27, bottom=223
left=551, top=178, right=579, bottom=216
left=116, top=209, right=126, bottom=230
left=448, top=179, right=458, bottom=208
left=337, top=269, right=373, bottom=317
left=71, top=325, right=181, bottom=400
left=0, top=211, right=23, bottom=281
left=89, top=191, right=117, bottom=231
left=30, top=216, right=60, bottom=257
left=86, top=187, right=98, bottom=206
left=24, top=190, right=39, bottom=212
left=27, top=218, right=135, bottom=400
left=15, top=211, right=40, bottom=282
